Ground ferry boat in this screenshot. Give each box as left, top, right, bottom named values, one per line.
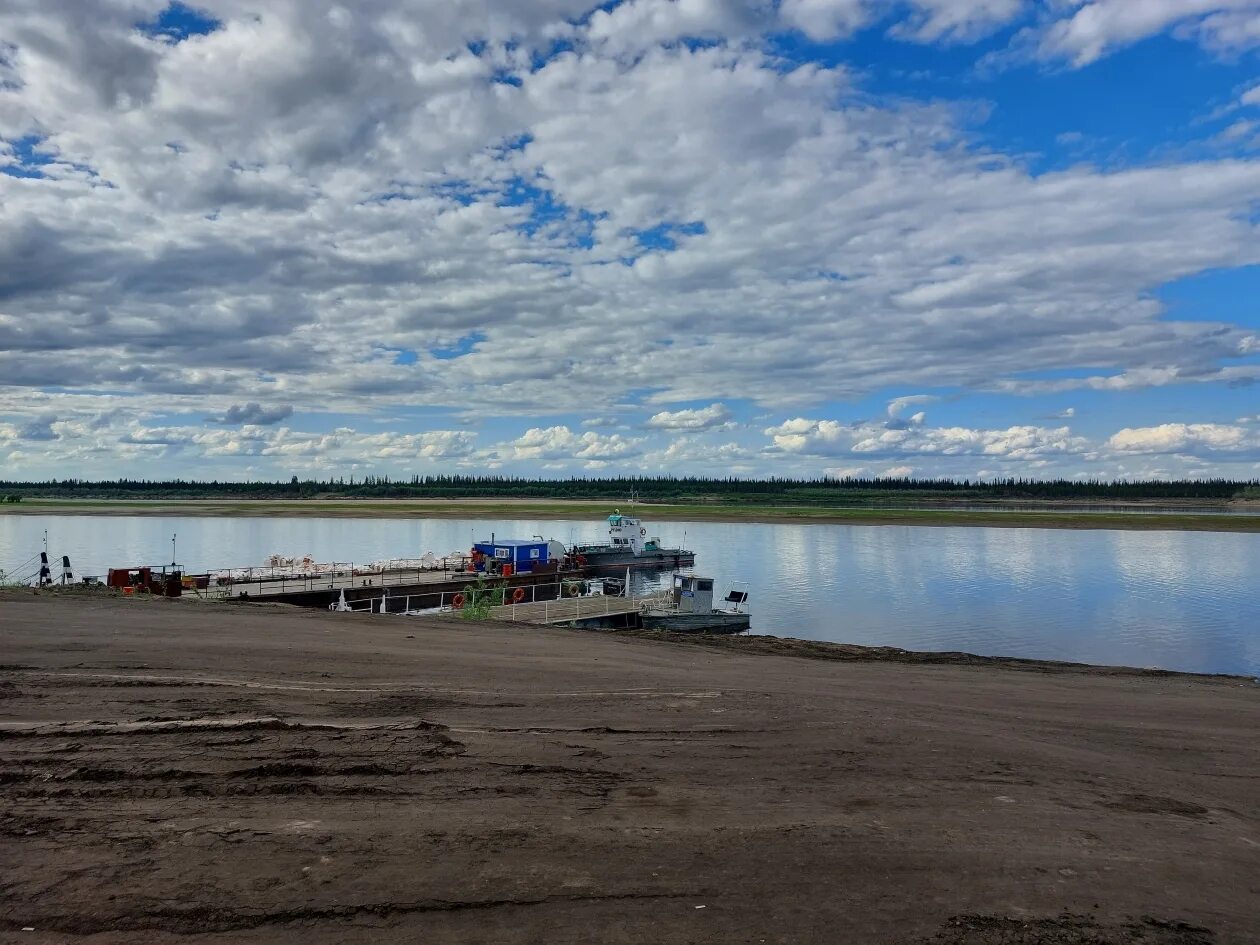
left=569, top=510, right=695, bottom=573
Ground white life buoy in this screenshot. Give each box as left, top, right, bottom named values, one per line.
left=640, top=527, right=646, bottom=536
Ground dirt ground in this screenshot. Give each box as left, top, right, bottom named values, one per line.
left=1, top=593, right=1258, bottom=944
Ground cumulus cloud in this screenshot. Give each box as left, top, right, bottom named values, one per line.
left=778, top=0, right=871, bottom=40
left=2, top=2, right=1258, bottom=424
left=644, top=403, right=733, bottom=431
left=0, top=408, right=478, bottom=475
left=211, top=403, right=294, bottom=426
left=766, top=417, right=1090, bottom=460
left=506, top=426, right=643, bottom=464
left=1105, top=423, right=1255, bottom=454
left=0, top=2, right=1258, bottom=479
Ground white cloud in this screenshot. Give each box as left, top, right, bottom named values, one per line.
left=1032, top=0, right=1260, bottom=66
left=1105, top=423, right=1255, bottom=454
left=778, top=0, right=871, bottom=40
left=0, top=409, right=478, bottom=475
left=644, top=403, right=733, bottom=431
left=765, top=416, right=1089, bottom=460
left=1244, top=84, right=1260, bottom=107
left=778, top=0, right=1025, bottom=43
left=0, top=2, right=1258, bottom=480
left=506, top=425, right=644, bottom=464
left=825, top=464, right=868, bottom=478
left=888, top=0, right=1026, bottom=43
left=2, top=5, right=1257, bottom=423
left=585, top=0, right=767, bottom=53
left=887, top=394, right=937, bottom=418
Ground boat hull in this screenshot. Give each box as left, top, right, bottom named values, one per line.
left=640, top=611, right=750, bottom=634
left=574, top=548, right=695, bottom=573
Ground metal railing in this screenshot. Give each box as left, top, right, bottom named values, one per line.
left=329, top=580, right=672, bottom=624
left=200, top=561, right=473, bottom=599
left=324, top=578, right=581, bottom=615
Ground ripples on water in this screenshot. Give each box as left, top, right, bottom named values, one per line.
left=1, top=515, right=1257, bottom=677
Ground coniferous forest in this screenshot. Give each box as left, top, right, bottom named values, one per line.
left=0, top=476, right=1256, bottom=503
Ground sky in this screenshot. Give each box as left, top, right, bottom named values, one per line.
left=1, top=0, right=1259, bottom=483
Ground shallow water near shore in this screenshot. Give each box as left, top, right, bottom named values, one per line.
left=2, top=514, right=1258, bottom=677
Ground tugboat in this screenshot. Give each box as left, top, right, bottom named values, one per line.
left=569, top=510, right=695, bottom=573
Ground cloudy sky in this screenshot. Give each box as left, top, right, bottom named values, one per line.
left=2, top=0, right=1260, bottom=482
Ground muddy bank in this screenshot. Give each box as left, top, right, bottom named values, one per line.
left=2, top=595, right=1258, bottom=943
left=606, top=629, right=1257, bottom=679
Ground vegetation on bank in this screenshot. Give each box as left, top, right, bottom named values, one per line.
left=3, top=497, right=1260, bottom=532
left=1, top=475, right=1257, bottom=504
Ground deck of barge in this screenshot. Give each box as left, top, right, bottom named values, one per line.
left=487, top=592, right=669, bottom=626
left=201, top=566, right=577, bottom=613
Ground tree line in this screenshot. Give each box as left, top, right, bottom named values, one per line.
left=1, top=475, right=1256, bottom=502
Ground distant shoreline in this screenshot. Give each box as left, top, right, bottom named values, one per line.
left=4, top=497, right=1260, bottom=532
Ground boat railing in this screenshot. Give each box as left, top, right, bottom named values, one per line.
left=385, top=583, right=674, bottom=622
left=197, top=558, right=474, bottom=600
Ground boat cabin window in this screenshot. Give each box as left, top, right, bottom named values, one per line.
left=697, top=579, right=713, bottom=591
left=494, top=547, right=510, bottom=559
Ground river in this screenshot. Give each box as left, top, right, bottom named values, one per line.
left=2, top=514, right=1257, bottom=677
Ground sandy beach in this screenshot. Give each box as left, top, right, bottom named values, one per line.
left=2, top=592, right=1258, bottom=943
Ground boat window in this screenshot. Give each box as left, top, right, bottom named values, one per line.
left=697, top=580, right=713, bottom=591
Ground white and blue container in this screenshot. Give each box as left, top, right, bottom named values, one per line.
left=471, top=539, right=550, bottom=575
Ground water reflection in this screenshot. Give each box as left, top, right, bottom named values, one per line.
left=1, top=515, right=1256, bottom=677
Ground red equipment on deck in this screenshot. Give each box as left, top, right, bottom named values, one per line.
left=106, top=566, right=183, bottom=597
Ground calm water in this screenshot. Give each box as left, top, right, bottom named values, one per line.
left=2, top=515, right=1258, bottom=677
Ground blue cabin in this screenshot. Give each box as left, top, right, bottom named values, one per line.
left=471, top=539, right=549, bottom=575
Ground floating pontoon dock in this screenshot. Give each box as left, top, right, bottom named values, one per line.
left=487, top=592, right=670, bottom=628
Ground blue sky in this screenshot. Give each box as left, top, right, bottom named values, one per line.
left=1, top=1, right=1259, bottom=481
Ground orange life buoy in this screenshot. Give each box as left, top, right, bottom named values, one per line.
left=512, top=587, right=526, bottom=603
left=452, top=593, right=465, bottom=609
